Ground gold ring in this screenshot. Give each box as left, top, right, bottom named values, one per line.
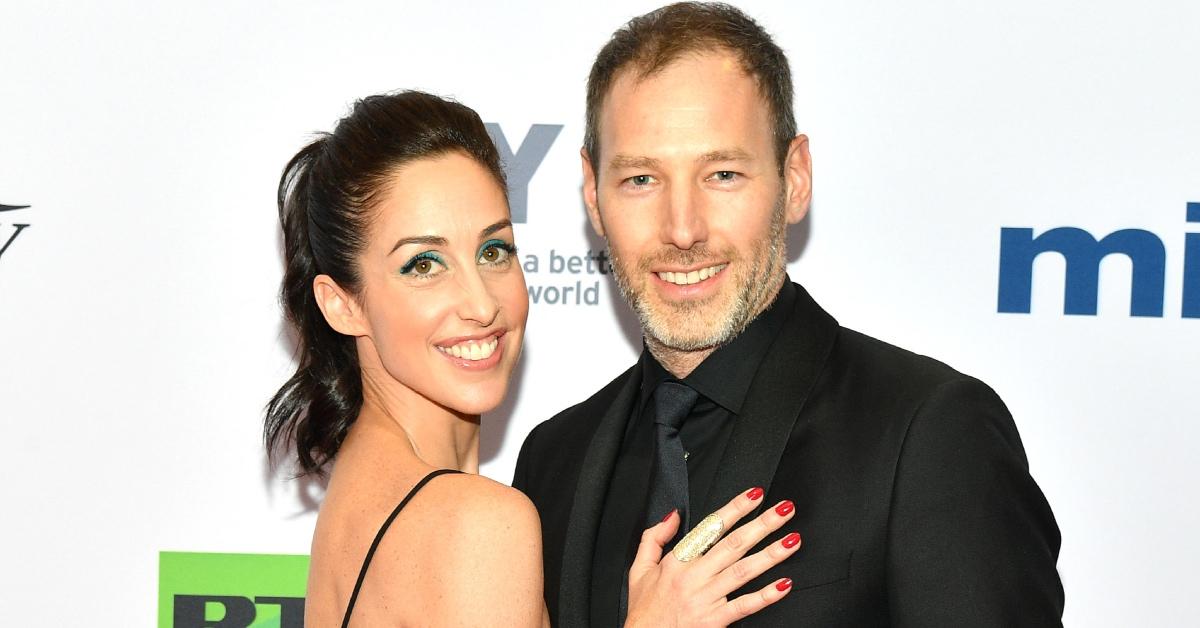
left=672, top=513, right=725, bottom=562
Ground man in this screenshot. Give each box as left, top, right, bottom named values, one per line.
left=513, top=3, right=1064, bottom=626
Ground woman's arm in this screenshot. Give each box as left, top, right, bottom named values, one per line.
left=425, top=477, right=548, bottom=627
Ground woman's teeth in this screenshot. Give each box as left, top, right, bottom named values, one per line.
left=438, top=337, right=499, bottom=361
left=656, top=264, right=728, bottom=286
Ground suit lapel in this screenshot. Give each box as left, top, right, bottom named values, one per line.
left=700, top=284, right=839, bottom=516
left=557, top=364, right=642, bottom=628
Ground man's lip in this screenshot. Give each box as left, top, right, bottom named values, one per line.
left=435, top=330, right=505, bottom=348
left=649, top=262, right=729, bottom=273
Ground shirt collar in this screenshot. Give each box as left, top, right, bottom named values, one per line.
left=638, top=278, right=797, bottom=415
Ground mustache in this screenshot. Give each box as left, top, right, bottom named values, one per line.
left=634, top=244, right=734, bottom=271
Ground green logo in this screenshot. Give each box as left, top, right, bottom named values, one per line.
left=158, top=552, right=309, bottom=628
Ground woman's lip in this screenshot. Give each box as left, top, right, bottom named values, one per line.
left=435, top=329, right=505, bottom=348
left=436, top=335, right=505, bottom=370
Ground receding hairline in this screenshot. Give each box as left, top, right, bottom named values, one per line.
left=590, top=46, right=782, bottom=161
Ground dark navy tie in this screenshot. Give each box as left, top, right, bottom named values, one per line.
left=646, top=380, right=700, bottom=533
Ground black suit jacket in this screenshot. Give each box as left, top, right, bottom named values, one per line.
left=513, top=284, right=1063, bottom=626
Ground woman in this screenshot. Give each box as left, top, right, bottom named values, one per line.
left=267, top=91, right=799, bottom=626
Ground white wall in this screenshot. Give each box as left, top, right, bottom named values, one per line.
left=1, top=1, right=1196, bottom=624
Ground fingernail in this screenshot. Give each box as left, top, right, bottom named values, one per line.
left=745, top=487, right=764, bottom=501
left=775, top=578, right=793, bottom=592
left=661, top=509, right=677, bottom=523
left=781, top=532, right=801, bottom=549
left=775, top=500, right=794, bottom=516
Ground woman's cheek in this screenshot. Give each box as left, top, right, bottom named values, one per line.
left=375, top=290, right=447, bottom=362
left=507, top=269, right=529, bottom=326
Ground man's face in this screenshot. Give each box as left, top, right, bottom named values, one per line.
left=583, top=50, right=811, bottom=351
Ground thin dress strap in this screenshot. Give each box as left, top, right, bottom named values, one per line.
left=341, top=468, right=463, bottom=628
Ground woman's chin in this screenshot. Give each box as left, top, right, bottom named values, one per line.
left=442, top=387, right=509, bottom=418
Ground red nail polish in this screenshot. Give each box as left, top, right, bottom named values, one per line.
left=775, top=500, right=794, bottom=516
left=661, top=509, right=677, bottom=523
left=781, top=532, right=801, bottom=549
left=746, top=487, right=764, bottom=501
left=775, top=578, right=793, bottom=592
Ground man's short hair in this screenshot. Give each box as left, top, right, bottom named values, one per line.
left=584, top=2, right=796, bottom=172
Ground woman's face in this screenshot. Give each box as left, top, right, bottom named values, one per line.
left=350, top=151, right=528, bottom=416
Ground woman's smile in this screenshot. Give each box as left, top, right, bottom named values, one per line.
left=435, top=330, right=507, bottom=370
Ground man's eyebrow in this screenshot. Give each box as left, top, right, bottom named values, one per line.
left=697, top=148, right=753, bottom=163
left=389, top=235, right=448, bottom=255
left=608, top=154, right=661, bottom=170
left=480, top=219, right=512, bottom=238
left=607, top=150, right=753, bottom=170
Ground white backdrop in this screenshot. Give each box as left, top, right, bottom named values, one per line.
left=1, top=1, right=1198, bottom=625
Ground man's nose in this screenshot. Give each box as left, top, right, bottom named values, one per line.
left=660, top=183, right=708, bottom=250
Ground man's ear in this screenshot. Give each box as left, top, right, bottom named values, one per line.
left=313, top=274, right=368, bottom=337
left=581, top=147, right=606, bottom=237
left=782, top=134, right=813, bottom=225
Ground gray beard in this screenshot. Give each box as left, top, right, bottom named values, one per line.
left=606, top=195, right=788, bottom=352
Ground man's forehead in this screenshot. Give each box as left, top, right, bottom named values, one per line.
left=599, top=51, right=767, bottom=127
left=597, top=54, right=771, bottom=164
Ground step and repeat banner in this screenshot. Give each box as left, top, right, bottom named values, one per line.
left=1, top=1, right=1197, bottom=625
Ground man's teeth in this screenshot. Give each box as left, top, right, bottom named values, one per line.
left=438, top=337, right=499, bottom=361
left=656, top=264, right=728, bottom=286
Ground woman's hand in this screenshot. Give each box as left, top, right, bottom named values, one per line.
left=625, top=488, right=801, bottom=627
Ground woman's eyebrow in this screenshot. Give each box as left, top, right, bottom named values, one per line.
left=389, top=235, right=448, bottom=255
left=480, top=219, right=513, bottom=238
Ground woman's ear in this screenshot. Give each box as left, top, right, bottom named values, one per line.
left=313, top=274, right=369, bottom=337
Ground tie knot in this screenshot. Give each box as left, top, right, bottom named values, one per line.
left=653, top=381, right=699, bottom=429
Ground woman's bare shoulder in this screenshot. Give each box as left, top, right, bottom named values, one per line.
left=409, top=472, right=541, bottom=542
left=402, top=473, right=545, bottom=624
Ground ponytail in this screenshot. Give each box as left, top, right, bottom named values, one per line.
left=265, top=140, right=363, bottom=475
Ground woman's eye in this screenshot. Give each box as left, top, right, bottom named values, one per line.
left=478, top=240, right=515, bottom=265
left=400, top=252, right=446, bottom=277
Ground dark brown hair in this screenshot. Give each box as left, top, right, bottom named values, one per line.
left=584, top=2, right=796, bottom=171
left=266, top=91, right=506, bottom=476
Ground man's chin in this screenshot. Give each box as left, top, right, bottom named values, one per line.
left=641, top=311, right=733, bottom=352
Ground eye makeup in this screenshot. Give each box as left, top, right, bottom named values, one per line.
left=399, top=251, right=446, bottom=276
left=477, top=238, right=517, bottom=265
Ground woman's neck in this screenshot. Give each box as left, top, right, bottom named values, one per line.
left=356, top=365, right=482, bottom=474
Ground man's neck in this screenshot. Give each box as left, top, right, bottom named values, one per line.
left=645, top=337, right=713, bottom=379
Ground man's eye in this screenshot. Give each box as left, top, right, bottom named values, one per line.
left=628, top=175, right=654, bottom=186
left=712, top=171, right=738, bottom=182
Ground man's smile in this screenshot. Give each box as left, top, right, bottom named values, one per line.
left=654, top=263, right=728, bottom=286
